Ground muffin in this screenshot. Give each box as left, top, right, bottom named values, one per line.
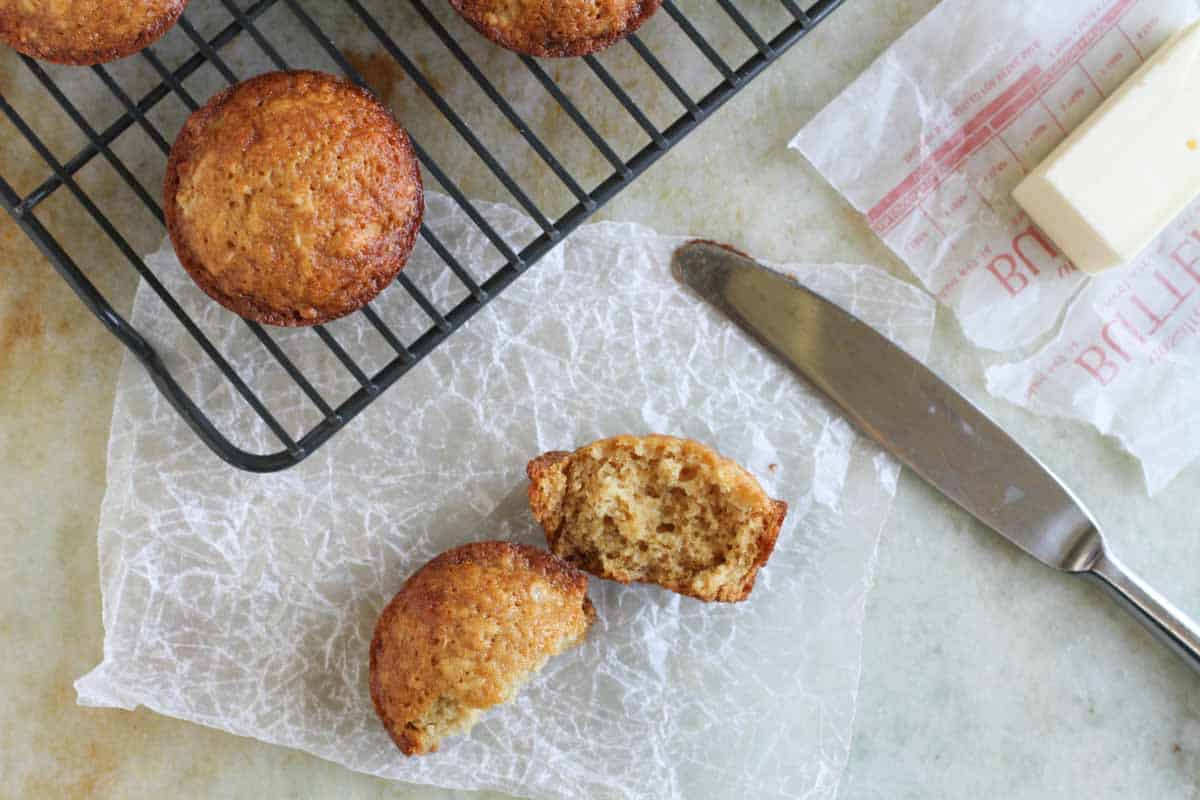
left=528, top=435, right=787, bottom=602
left=164, top=70, right=423, bottom=327
left=449, top=0, right=661, bottom=57
left=369, top=541, right=595, bottom=756
left=0, top=0, right=188, bottom=65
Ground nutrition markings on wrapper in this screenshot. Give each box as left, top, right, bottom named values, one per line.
left=865, top=0, right=1172, bottom=303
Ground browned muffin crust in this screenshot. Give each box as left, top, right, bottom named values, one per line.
left=450, top=0, right=661, bottom=57
left=164, top=70, right=424, bottom=327
left=0, top=0, right=187, bottom=65
left=528, top=435, right=787, bottom=602
left=369, top=541, right=595, bottom=756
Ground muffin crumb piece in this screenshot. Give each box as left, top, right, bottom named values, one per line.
left=528, top=435, right=786, bottom=603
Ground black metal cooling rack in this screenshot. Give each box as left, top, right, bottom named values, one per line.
left=0, top=0, right=846, bottom=472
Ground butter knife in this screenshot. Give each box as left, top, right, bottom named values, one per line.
left=673, top=240, right=1200, bottom=673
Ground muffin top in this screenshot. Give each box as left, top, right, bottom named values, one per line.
left=369, top=541, right=595, bottom=755
left=164, top=70, right=423, bottom=327
left=450, top=0, right=661, bottom=57
left=0, top=0, right=188, bottom=65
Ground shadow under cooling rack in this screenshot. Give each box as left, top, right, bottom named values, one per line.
left=0, top=0, right=847, bottom=472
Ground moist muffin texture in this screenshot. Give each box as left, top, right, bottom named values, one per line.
left=449, top=0, right=661, bottom=57
left=0, top=0, right=188, bottom=65
left=164, top=70, right=423, bottom=326
left=369, top=541, right=595, bottom=756
left=528, top=435, right=787, bottom=602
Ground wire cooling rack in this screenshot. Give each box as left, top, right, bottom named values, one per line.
left=0, top=0, right=846, bottom=471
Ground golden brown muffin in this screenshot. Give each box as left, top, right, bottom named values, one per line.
left=528, top=435, right=787, bottom=602
left=0, top=0, right=187, bottom=65
left=164, top=70, right=423, bottom=327
left=450, top=0, right=661, bottom=57
left=369, top=541, right=595, bottom=756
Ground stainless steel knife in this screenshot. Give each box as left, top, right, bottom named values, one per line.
left=673, top=240, right=1200, bottom=673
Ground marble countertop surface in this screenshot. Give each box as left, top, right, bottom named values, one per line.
left=2, top=1, right=1199, bottom=797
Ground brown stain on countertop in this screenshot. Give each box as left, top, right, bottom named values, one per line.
left=0, top=213, right=102, bottom=378
left=412, top=53, right=447, bottom=98
left=344, top=49, right=451, bottom=110
left=0, top=216, right=50, bottom=369
left=20, top=667, right=121, bottom=799
left=0, top=302, right=45, bottom=365
left=0, top=225, right=49, bottom=370
left=345, top=48, right=407, bottom=106
left=840, top=202, right=868, bottom=232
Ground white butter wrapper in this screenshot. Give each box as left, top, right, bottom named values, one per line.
left=987, top=215, right=1200, bottom=494
left=795, top=0, right=1200, bottom=493
left=76, top=195, right=936, bottom=800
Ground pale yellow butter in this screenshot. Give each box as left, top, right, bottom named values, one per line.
left=1013, top=19, right=1200, bottom=274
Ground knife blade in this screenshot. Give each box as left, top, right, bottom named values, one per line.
left=673, top=240, right=1200, bottom=672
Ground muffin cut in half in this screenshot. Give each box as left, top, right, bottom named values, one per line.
left=0, top=0, right=188, bottom=65
left=369, top=541, right=595, bottom=756
left=528, top=435, right=787, bottom=602
left=164, top=70, right=423, bottom=326
left=449, top=0, right=661, bottom=58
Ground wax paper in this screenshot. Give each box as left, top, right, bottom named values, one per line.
left=793, top=0, right=1200, bottom=493
left=75, top=193, right=935, bottom=800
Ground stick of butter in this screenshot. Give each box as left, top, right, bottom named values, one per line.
left=1013, top=19, right=1200, bottom=274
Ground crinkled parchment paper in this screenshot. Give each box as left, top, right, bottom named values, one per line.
left=794, top=0, right=1200, bottom=493
left=76, top=194, right=935, bottom=800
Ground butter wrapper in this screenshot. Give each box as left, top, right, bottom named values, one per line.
left=794, top=0, right=1200, bottom=493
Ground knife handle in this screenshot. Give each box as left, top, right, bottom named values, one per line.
left=1089, top=550, right=1200, bottom=674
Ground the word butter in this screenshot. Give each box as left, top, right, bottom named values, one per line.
left=1014, top=20, right=1200, bottom=274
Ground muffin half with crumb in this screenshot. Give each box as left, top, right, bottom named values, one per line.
left=449, top=0, right=661, bottom=57
left=370, top=541, right=595, bottom=756
left=528, top=435, right=787, bottom=602
left=164, top=70, right=423, bottom=326
left=0, top=0, right=188, bottom=65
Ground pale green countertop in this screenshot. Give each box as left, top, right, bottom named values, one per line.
left=2, top=1, right=1199, bottom=798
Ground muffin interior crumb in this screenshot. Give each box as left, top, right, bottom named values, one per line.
left=404, top=695, right=482, bottom=747
left=541, top=437, right=779, bottom=600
